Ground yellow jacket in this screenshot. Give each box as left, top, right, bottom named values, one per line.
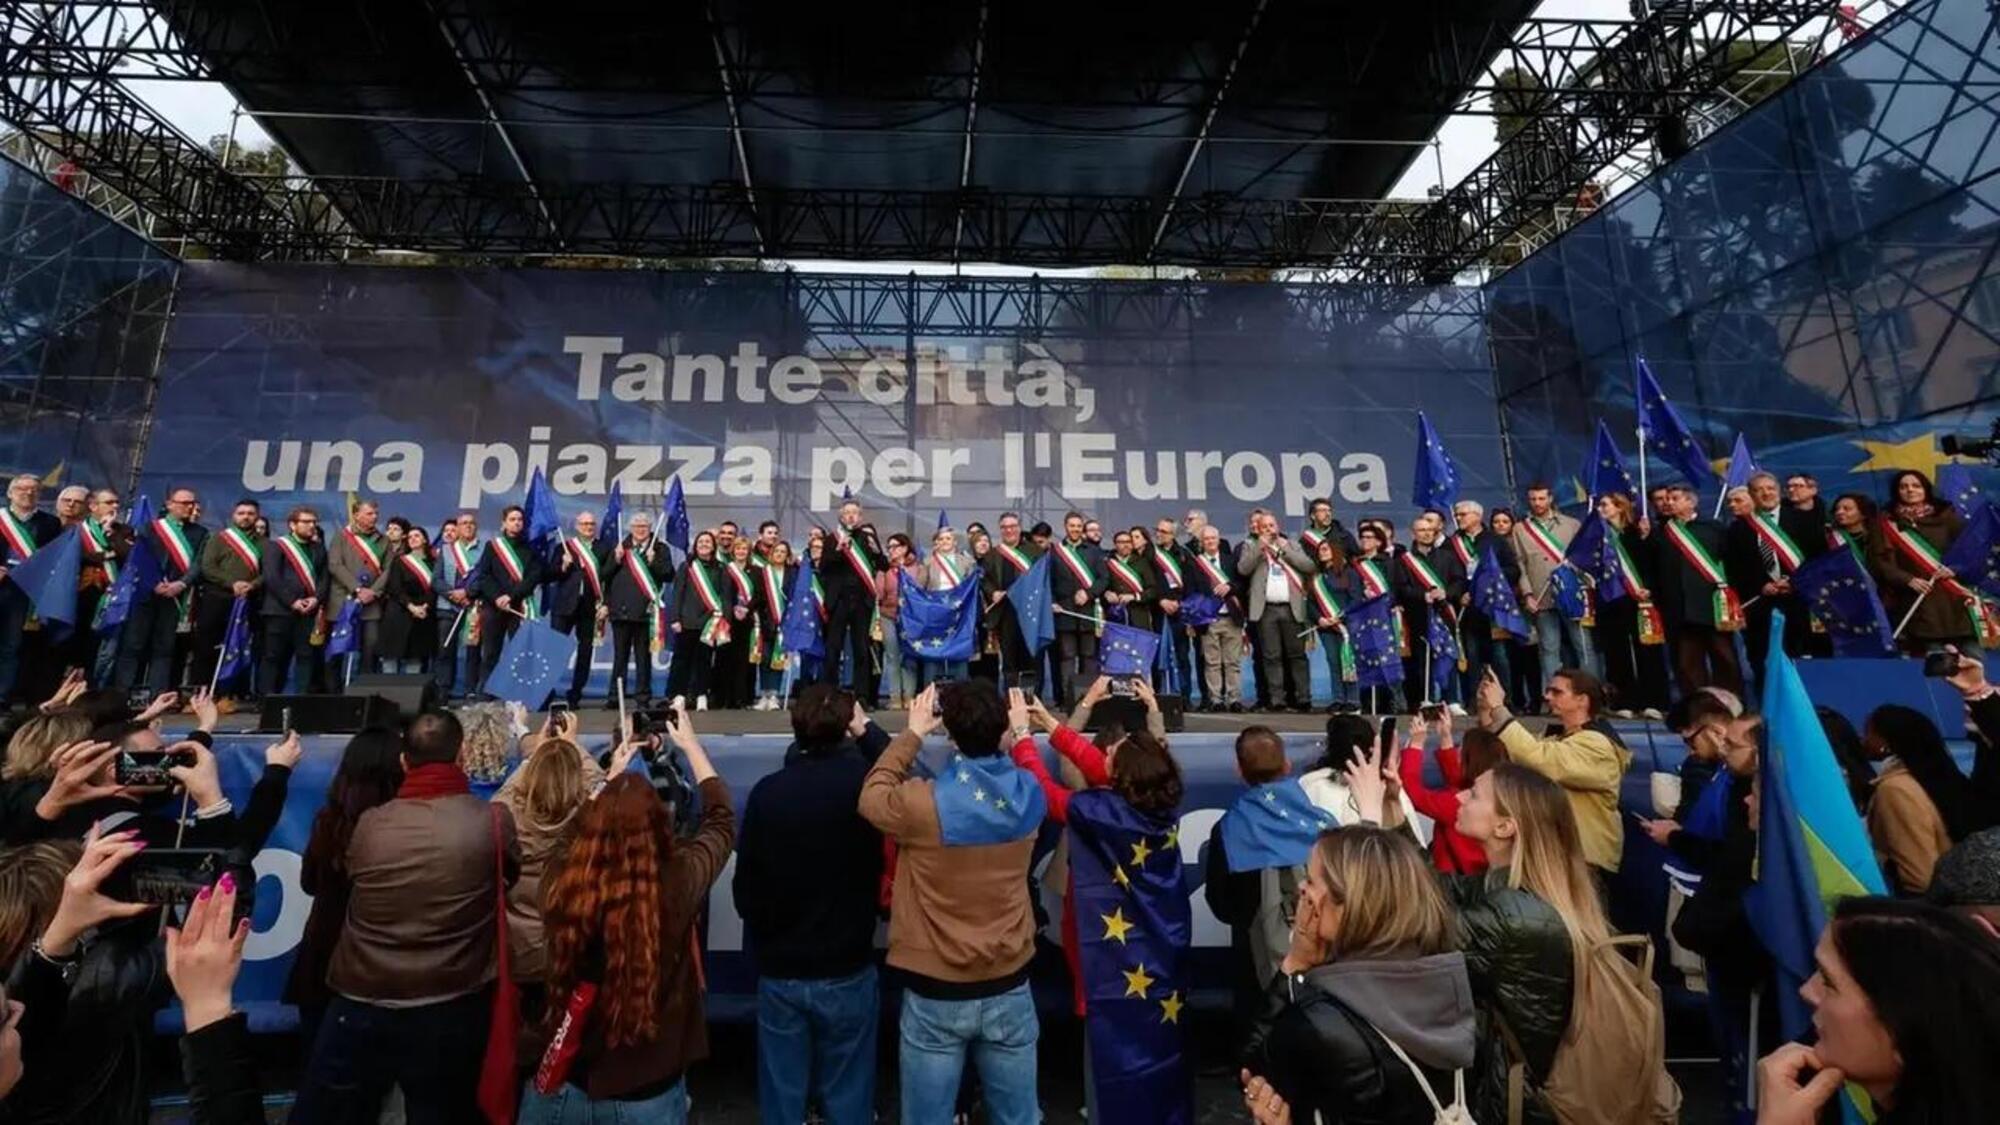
left=1494, top=713, right=1633, bottom=872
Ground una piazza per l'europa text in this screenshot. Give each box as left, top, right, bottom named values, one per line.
left=236, top=336, right=1395, bottom=514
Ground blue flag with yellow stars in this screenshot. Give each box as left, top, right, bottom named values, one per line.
left=1636, top=357, right=1713, bottom=487
left=1938, top=463, right=1984, bottom=512
left=1941, top=500, right=2000, bottom=600
left=1588, top=420, right=1637, bottom=499
left=897, top=569, right=981, bottom=661
left=1010, top=553, right=1057, bottom=655
left=1219, top=778, right=1335, bottom=873
left=1563, top=511, right=1627, bottom=604
left=1066, top=788, right=1192, bottom=1124
left=483, top=616, right=572, bottom=710
left=1348, top=593, right=1404, bottom=688
left=1412, top=410, right=1461, bottom=512
left=1102, top=620, right=1160, bottom=676
left=1425, top=608, right=1460, bottom=699
left=932, top=751, right=1045, bottom=847
left=1474, top=543, right=1530, bottom=639
left=1792, top=547, right=1895, bottom=657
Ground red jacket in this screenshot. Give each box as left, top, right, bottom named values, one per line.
left=1399, top=746, right=1488, bottom=876
left=1010, top=725, right=1110, bottom=1017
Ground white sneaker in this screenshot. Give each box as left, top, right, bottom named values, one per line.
left=761, top=694, right=779, bottom=711
left=695, top=694, right=709, bottom=712
left=1641, top=707, right=1664, bottom=721
left=1447, top=702, right=1467, bottom=717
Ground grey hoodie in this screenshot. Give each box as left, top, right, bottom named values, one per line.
left=1304, top=951, right=1479, bottom=1071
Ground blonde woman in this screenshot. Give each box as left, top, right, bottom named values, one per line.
left=493, top=713, right=606, bottom=1035
left=1448, top=763, right=1613, bottom=1124
left=2, top=711, right=93, bottom=781
left=1240, top=825, right=1480, bottom=1124
left=914, top=526, right=976, bottom=690
left=448, top=700, right=516, bottom=794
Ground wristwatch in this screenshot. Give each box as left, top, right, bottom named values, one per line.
left=1011, top=725, right=1033, bottom=742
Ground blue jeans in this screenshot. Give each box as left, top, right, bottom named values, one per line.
left=881, top=618, right=915, bottom=700
left=898, top=982, right=1039, bottom=1125
left=1533, top=607, right=1599, bottom=685
left=757, top=966, right=879, bottom=1125
left=518, top=1077, right=688, bottom=1124
left=1317, top=628, right=1356, bottom=706
left=917, top=659, right=966, bottom=689
left=292, top=991, right=490, bottom=1125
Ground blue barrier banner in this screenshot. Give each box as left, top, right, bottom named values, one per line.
left=142, top=266, right=1504, bottom=535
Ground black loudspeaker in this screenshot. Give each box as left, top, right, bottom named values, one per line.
left=346, top=673, right=437, bottom=716
left=258, top=694, right=397, bottom=734
left=1080, top=695, right=1185, bottom=735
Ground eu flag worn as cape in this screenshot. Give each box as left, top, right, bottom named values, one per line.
left=1474, top=543, right=1531, bottom=639
left=1010, top=553, right=1056, bottom=656
left=662, top=477, right=691, bottom=553
left=1348, top=593, right=1404, bottom=688
left=1067, top=788, right=1193, bottom=1125
left=1636, top=357, right=1713, bottom=486
left=215, top=595, right=254, bottom=684
left=1744, top=614, right=1886, bottom=1122
left=1102, top=620, right=1160, bottom=677
left=1792, top=548, right=1896, bottom=657
left=1412, top=411, right=1461, bottom=512
left=1940, top=500, right=2000, bottom=599
left=932, top=752, right=1045, bottom=847
left=1588, top=420, right=1637, bottom=499
left=324, top=599, right=362, bottom=659
left=1219, top=779, right=1335, bottom=872
left=8, top=525, right=81, bottom=628
left=781, top=553, right=824, bottom=659
left=98, top=496, right=157, bottom=632
left=482, top=617, right=572, bottom=710
left=897, top=570, right=981, bottom=661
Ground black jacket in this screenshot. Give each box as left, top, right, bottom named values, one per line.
left=1446, top=872, right=1574, bottom=1125
left=1047, top=538, right=1108, bottom=635
left=549, top=537, right=609, bottom=623
left=470, top=533, right=542, bottom=606
left=258, top=535, right=329, bottom=618
left=177, top=1014, right=265, bottom=1124
left=732, top=723, right=890, bottom=979
left=1103, top=550, right=1162, bottom=632
left=3, top=915, right=165, bottom=1125
left=1298, top=520, right=1360, bottom=559
left=1646, top=517, right=1733, bottom=628
left=1, top=508, right=62, bottom=562
left=751, top=561, right=798, bottom=638
left=673, top=557, right=728, bottom=632
left=604, top=537, right=673, bottom=621
left=1392, top=543, right=1468, bottom=639
left=1668, top=771, right=1769, bottom=989
left=818, top=523, right=885, bottom=609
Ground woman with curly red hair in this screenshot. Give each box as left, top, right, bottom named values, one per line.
left=522, top=711, right=734, bottom=1122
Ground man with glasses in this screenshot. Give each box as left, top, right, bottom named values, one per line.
left=114, top=486, right=206, bottom=693
left=260, top=504, right=329, bottom=696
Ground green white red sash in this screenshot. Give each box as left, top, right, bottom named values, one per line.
left=997, top=542, right=1035, bottom=575
left=811, top=573, right=829, bottom=622
left=1665, top=520, right=1743, bottom=630
left=0, top=510, right=38, bottom=562
left=1266, top=549, right=1306, bottom=598
left=1108, top=556, right=1145, bottom=595
left=1190, top=552, right=1232, bottom=593
left=1880, top=517, right=1991, bottom=639
left=490, top=536, right=527, bottom=585
left=1309, top=573, right=1343, bottom=625
left=275, top=536, right=318, bottom=593
left=219, top=527, right=261, bottom=573
left=566, top=537, right=603, bottom=599
left=622, top=545, right=668, bottom=652
left=84, top=519, right=117, bottom=627
left=687, top=560, right=731, bottom=646
left=726, top=561, right=755, bottom=603
left=934, top=552, right=966, bottom=587
left=1055, top=540, right=1103, bottom=632
left=1151, top=546, right=1184, bottom=590
left=152, top=517, right=194, bottom=575
left=1450, top=532, right=1477, bottom=571
left=1749, top=511, right=1806, bottom=573
left=448, top=541, right=479, bottom=588
left=758, top=563, right=788, bottom=667
left=1520, top=518, right=1566, bottom=565
left=838, top=531, right=876, bottom=588
left=1401, top=552, right=1447, bottom=594
left=341, top=527, right=385, bottom=576
left=1607, top=535, right=1665, bottom=644
left=398, top=552, right=434, bottom=594
left=1300, top=526, right=1329, bottom=554
left=1355, top=558, right=1391, bottom=599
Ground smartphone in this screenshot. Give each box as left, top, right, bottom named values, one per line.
left=127, top=688, right=153, bottom=711
left=1419, top=702, right=1444, bottom=722
left=1923, top=651, right=1959, bottom=678
left=1109, top=675, right=1138, bottom=698
left=1377, top=716, right=1397, bottom=751
left=548, top=700, right=573, bottom=719
left=280, top=705, right=294, bottom=735
left=103, top=848, right=250, bottom=924
left=114, top=747, right=195, bottom=787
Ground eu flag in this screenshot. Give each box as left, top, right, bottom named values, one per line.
left=98, top=495, right=157, bottom=632
left=1744, top=613, right=1886, bottom=1120
left=1218, top=779, right=1335, bottom=872
left=1940, top=500, right=2000, bottom=599
left=1067, top=788, right=1193, bottom=1124
left=897, top=570, right=981, bottom=662
left=1474, top=543, right=1530, bottom=639
left=482, top=617, right=573, bottom=709
left=1412, top=411, right=1461, bottom=512
left=1348, top=593, right=1404, bottom=688
left=596, top=481, right=624, bottom=551
left=1720, top=432, right=1759, bottom=495
left=1424, top=609, right=1459, bottom=699
left=1588, top=420, right=1637, bottom=500
left=523, top=467, right=562, bottom=558
left=932, top=752, right=1044, bottom=846
left=8, top=525, right=81, bottom=627
left=324, top=599, right=362, bottom=658
left=1562, top=511, right=1627, bottom=604
left=215, top=595, right=254, bottom=685
left=1793, top=547, right=1896, bottom=657
left=1010, top=553, right=1056, bottom=656
left=1938, top=463, right=1984, bottom=512
left=662, top=477, right=691, bottom=553
left=1101, top=620, right=1160, bottom=677
left=1636, top=357, right=1713, bottom=487
left=781, top=552, right=824, bottom=659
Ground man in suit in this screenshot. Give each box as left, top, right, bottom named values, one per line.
left=1190, top=524, right=1248, bottom=711
left=328, top=498, right=396, bottom=682
left=1144, top=517, right=1194, bottom=705
left=550, top=511, right=607, bottom=709
left=1510, top=482, right=1598, bottom=687
left=189, top=498, right=263, bottom=696
left=980, top=512, right=1043, bottom=697
left=1048, top=511, right=1108, bottom=707
left=1726, top=471, right=1829, bottom=689
left=1648, top=483, right=1744, bottom=696
left=1395, top=510, right=1469, bottom=711
left=434, top=512, right=483, bottom=699
left=819, top=496, right=887, bottom=707
left=1450, top=499, right=1520, bottom=706
left=0, top=473, right=63, bottom=703
left=469, top=504, right=542, bottom=697
left=1235, top=510, right=1315, bottom=712
left=114, top=485, right=208, bottom=693
left=259, top=504, right=329, bottom=697
left=1297, top=497, right=1361, bottom=560
left=605, top=512, right=672, bottom=707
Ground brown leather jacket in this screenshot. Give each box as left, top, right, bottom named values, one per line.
left=327, top=794, right=520, bottom=1002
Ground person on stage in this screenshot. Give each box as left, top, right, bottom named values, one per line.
left=1510, top=482, right=1597, bottom=687
left=549, top=511, right=608, bottom=710
left=113, top=485, right=205, bottom=694
left=469, top=504, right=542, bottom=697
left=606, top=512, right=672, bottom=708
left=259, top=505, right=329, bottom=697
left=1192, top=524, right=1247, bottom=712
left=1144, top=518, right=1194, bottom=706
left=1447, top=500, right=1518, bottom=706
left=1297, top=497, right=1360, bottom=559
left=1103, top=526, right=1161, bottom=634
left=1647, top=483, right=1745, bottom=695
left=717, top=535, right=761, bottom=709
left=1049, top=511, right=1108, bottom=708
left=0, top=474, right=61, bottom=703
left=669, top=529, right=728, bottom=711
left=81, top=488, right=132, bottom=687
left=1393, top=510, right=1468, bottom=712
left=981, top=512, right=1044, bottom=698
left=1236, top=510, right=1316, bottom=713
left=378, top=523, right=438, bottom=675
left=1725, top=471, right=1829, bottom=689
left=750, top=538, right=798, bottom=711
left=435, top=511, right=483, bottom=699
left=818, top=497, right=887, bottom=708
left=328, top=498, right=396, bottom=681
left=190, top=498, right=263, bottom=698
left=914, top=525, right=976, bottom=691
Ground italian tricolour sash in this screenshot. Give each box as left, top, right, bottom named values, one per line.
left=447, top=540, right=480, bottom=646
left=997, top=542, right=1035, bottom=575
left=1191, top=552, right=1232, bottom=595
left=839, top=531, right=877, bottom=588
left=1267, top=549, right=1307, bottom=601
left=0, top=510, right=38, bottom=563
left=1520, top=518, right=1567, bottom=565
left=687, top=560, right=731, bottom=646
left=1152, top=546, right=1184, bottom=592
left=1450, top=532, right=1477, bottom=572
left=220, top=527, right=262, bottom=573
left=1355, top=558, right=1391, bottom=599
left=567, top=538, right=603, bottom=600
left=1108, top=556, right=1145, bottom=596
left=1310, top=573, right=1355, bottom=681
left=490, top=536, right=527, bottom=585
left=1880, top=518, right=1998, bottom=644
left=1400, top=552, right=1446, bottom=595
left=1056, top=541, right=1103, bottom=634
left=622, top=546, right=667, bottom=652
left=341, top=527, right=385, bottom=577
left=726, top=561, right=755, bottom=604
left=84, top=519, right=116, bottom=627
left=1665, top=520, right=1744, bottom=631
left=398, top=551, right=434, bottom=594
left=449, top=541, right=478, bottom=588
left=1749, top=512, right=1806, bottom=574
left=934, top=552, right=966, bottom=588
left=1608, top=534, right=1665, bottom=645
left=276, top=535, right=317, bottom=593
left=760, top=563, right=788, bottom=668
left=152, top=517, right=194, bottom=575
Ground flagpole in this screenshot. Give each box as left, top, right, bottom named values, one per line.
left=1892, top=584, right=1932, bottom=639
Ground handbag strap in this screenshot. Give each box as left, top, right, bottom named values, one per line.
left=490, top=805, right=511, bottom=983
left=1366, top=1017, right=1464, bottom=1118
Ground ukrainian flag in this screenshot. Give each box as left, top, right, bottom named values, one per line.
left=1744, top=610, right=1887, bottom=1121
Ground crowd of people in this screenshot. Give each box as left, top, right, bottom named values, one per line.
left=0, top=466, right=1985, bottom=721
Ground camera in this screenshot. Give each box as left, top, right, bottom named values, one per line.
left=1941, top=418, right=2000, bottom=465
left=1923, top=650, right=1962, bottom=678
left=114, top=747, right=197, bottom=787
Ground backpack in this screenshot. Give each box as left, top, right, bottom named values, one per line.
left=1371, top=1021, right=1478, bottom=1125
left=1499, top=935, right=1682, bottom=1125
left=1250, top=863, right=1305, bottom=986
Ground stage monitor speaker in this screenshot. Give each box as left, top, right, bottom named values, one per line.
left=1080, top=695, right=1185, bottom=735
left=346, top=673, right=437, bottom=717
left=258, top=694, right=398, bottom=734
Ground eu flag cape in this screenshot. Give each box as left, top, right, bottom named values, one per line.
left=1218, top=779, right=1335, bottom=873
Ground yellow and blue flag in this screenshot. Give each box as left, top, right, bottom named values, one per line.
left=897, top=570, right=980, bottom=662
left=1102, top=620, right=1160, bottom=677
left=1010, top=553, right=1056, bottom=655
left=1349, top=593, right=1403, bottom=689
left=8, top=525, right=81, bottom=628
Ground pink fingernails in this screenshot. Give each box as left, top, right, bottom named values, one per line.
left=196, top=884, right=212, bottom=901
left=217, top=872, right=235, bottom=895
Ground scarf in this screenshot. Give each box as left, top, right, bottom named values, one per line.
left=1894, top=500, right=1936, bottom=523
left=397, top=762, right=472, bottom=800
